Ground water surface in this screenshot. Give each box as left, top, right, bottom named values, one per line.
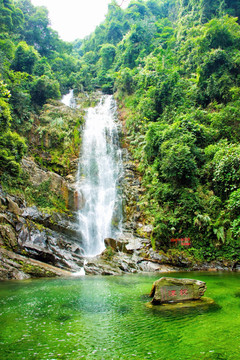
left=0, top=272, right=240, bottom=359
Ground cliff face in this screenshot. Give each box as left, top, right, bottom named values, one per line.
left=0, top=95, right=88, bottom=280
left=21, top=158, right=78, bottom=212
left=0, top=159, right=86, bottom=280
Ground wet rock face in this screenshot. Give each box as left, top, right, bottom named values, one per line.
left=150, top=277, right=207, bottom=304
left=121, top=149, right=142, bottom=232
left=0, top=248, right=72, bottom=280
left=104, top=235, right=147, bottom=254
left=0, top=186, right=85, bottom=280
left=18, top=209, right=85, bottom=271
left=104, top=238, right=128, bottom=253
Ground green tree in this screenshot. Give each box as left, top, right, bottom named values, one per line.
left=33, top=57, right=52, bottom=77
left=100, top=44, right=116, bottom=70
left=11, top=41, right=39, bottom=74
left=160, top=142, right=198, bottom=187
left=0, top=79, right=11, bottom=132
left=0, top=0, right=23, bottom=33
left=7, top=70, right=31, bottom=125
left=30, top=75, right=61, bottom=106
left=0, top=130, right=27, bottom=176
left=211, top=145, right=240, bottom=200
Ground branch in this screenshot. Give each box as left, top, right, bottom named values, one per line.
left=118, top=0, right=127, bottom=8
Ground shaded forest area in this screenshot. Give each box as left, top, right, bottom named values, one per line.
left=1, top=0, right=240, bottom=262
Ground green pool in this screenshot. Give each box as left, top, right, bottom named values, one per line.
left=0, top=272, right=240, bottom=359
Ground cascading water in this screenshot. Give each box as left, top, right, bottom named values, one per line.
left=77, top=95, right=123, bottom=256
left=61, top=89, right=76, bottom=108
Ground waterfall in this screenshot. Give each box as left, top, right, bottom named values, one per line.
left=77, top=95, right=123, bottom=256
left=61, top=89, right=76, bottom=108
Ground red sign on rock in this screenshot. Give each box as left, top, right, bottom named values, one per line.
left=150, top=277, right=207, bottom=304
left=160, top=286, right=191, bottom=302
left=170, top=238, right=191, bottom=246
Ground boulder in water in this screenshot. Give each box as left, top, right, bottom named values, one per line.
left=150, top=277, right=207, bottom=304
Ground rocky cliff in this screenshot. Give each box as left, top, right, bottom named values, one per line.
left=0, top=159, right=85, bottom=280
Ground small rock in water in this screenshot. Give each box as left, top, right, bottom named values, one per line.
left=150, top=277, right=207, bottom=304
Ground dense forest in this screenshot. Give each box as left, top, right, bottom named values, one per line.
left=1, top=0, right=240, bottom=264
left=0, top=0, right=87, bottom=209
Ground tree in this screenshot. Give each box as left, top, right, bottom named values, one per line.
left=114, top=67, right=134, bottom=95
left=11, top=41, right=39, bottom=74
left=0, top=80, right=11, bottom=132
left=0, top=80, right=27, bottom=176
left=16, top=0, right=67, bottom=56
left=106, top=21, right=124, bottom=44
left=100, top=44, right=116, bottom=70
left=0, top=130, right=27, bottom=176
left=211, top=145, right=240, bottom=200
left=0, top=0, right=23, bottom=33
left=160, top=142, right=198, bottom=187
left=126, top=1, right=149, bottom=20
left=7, top=70, right=31, bottom=125
left=33, top=57, right=52, bottom=77
left=30, top=75, right=61, bottom=106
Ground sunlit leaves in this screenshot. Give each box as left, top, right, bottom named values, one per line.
left=0, top=80, right=11, bottom=132
left=11, top=41, right=39, bottom=74
left=161, top=142, right=198, bottom=187
left=100, top=44, right=116, bottom=70
left=206, top=144, right=240, bottom=200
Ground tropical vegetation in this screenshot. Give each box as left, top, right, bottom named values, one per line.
left=1, top=0, right=240, bottom=261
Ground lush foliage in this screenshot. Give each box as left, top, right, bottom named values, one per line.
left=0, top=0, right=84, bottom=178
left=30, top=100, right=84, bottom=175
left=1, top=0, right=240, bottom=260
left=76, top=0, right=240, bottom=260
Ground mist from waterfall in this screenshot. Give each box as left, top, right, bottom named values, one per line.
left=76, top=95, right=123, bottom=256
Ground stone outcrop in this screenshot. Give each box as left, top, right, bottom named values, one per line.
left=121, top=149, right=143, bottom=233
left=21, top=158, right=78, bottom=211
left=83, top=234, right=179, bottom=275
left=104, top=238, right=128, bottom=253
left=0, top=185, right=85, bottom=280
left=104, top=234, right=147, bottom=254
left=150, top=277, right=207, bottom=304
left=0, top=248, right=72, bottom=280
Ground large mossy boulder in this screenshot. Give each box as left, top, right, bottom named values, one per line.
left=150, top=277, right=207, bottom=304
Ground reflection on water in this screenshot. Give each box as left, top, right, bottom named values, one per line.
left=0, top=272, right=240, bottom=359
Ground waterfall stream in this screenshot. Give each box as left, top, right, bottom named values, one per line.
left=77, top=95, right=123, bottom=256
left=61, top=89, right=76, bottom=108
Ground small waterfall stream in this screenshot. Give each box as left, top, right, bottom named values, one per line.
left=77, top=95, right=123, bottom=256
left=61, top=89, right=76, bottom=108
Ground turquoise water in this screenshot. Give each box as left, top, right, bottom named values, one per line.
left=0, top=272, right=240, bottom=360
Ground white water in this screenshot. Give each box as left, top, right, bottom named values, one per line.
left=61, top=89, right=76, bottom=108
left=77, top=95, right=123, bottom=256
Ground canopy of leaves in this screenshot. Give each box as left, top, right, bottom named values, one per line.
left=75, top=0, right=240, bottom=258
left=1, top=0, right=240, bottom=260
left=0, top=0, right=81, bottom=177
